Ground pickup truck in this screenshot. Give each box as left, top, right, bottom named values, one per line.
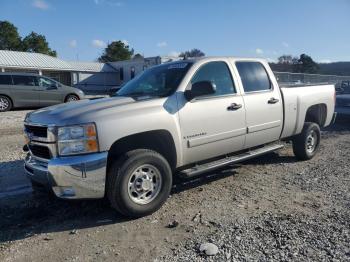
left=23, top=57, right=336, bottom=217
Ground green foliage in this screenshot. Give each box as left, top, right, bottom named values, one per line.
left=98, top=41, right=134, bottom=62
left=0, top=20, right=57, bottom=57
left=179, top=48, right=205, bottom=58
left=274, top=54, right=319, bottom=74
left=295, top=54, right=319, bottom=74
left=22, top=32, right=57, bottom=57
left=0, top=21, right=22, bottom=50
left=132, top=53, right=144, bottom=60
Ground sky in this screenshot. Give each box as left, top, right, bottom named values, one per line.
left=0, top=0, right=349, bottom=63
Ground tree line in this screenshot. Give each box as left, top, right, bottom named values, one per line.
left=0, top=21, right=206, bottom=62
left=270, top=54, right=319, bottom=74
left=0, top=21, right=56, bottom=56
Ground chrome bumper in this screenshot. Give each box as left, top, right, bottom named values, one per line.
left=24, top=152, right=108, bottom=199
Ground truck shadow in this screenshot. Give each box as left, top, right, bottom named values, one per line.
left=0, top=151, right=292, bottom=244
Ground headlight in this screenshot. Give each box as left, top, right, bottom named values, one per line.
left=57, top=123, right=98, bottom=156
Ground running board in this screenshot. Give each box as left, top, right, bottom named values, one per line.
left=180, top=144, right=284, bottom=178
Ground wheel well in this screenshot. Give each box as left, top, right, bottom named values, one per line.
left=64, top=93, right=79, bottom=102
left=0, top=94, right=13, bottom=106
left=305, top=104, right=327, bottom=126
left=107, top=130, right=177, bottom=172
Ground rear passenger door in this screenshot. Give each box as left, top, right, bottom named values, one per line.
left=36, top=76, right=63, bottom=106
left=11, top=75, right=39, bottom=107
left=235, top=61, right=283, bottom=148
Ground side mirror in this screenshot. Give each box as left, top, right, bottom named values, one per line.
left=184, top=81, right=216, bottom=101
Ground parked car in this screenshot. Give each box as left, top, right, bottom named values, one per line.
left=0, top=73, right=85, bottom=112
left=23, top=57, right=335, bottom=217
left=335, top=80, right=350, bottom=94
left=334, top=80, right=350, bottom=115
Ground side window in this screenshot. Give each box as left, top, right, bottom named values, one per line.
left=12, top=75, right=37, bottom=86
left=236, top=62, right=271, bottom=92
left=120, top=68, right=124, bottom=81
left=130, top=66, right=135, bottom=79
left=191, top=61, right=236, bottom=96
left=0, top=75, right=12, bottom=85
left=38, top=77, right=56, bottom=88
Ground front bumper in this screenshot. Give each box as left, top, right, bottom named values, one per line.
left=24, top=152, right=108, bottom=199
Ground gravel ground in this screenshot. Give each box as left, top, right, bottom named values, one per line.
left=0, top=110, right=349, bottom=262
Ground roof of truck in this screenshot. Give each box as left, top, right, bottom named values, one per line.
left=172, top=56, right=268, bottom=63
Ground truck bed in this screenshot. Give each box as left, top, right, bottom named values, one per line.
left=280, top=84, right=335, bottom=139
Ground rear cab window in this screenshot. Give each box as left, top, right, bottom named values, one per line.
left=0, top=75, right=12, bottom=85
left=236, top=61, right=271, bottom=92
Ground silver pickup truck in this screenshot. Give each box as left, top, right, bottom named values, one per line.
left=24, top=57, right=336, bottom=217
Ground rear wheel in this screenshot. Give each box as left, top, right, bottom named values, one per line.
left=65, top=94, right=79, bottom=102
left=0, top=95, right=12, bottom=112
left=292, top=122, right=321, bottom=160
left=107, top=149, right=172, bottom=218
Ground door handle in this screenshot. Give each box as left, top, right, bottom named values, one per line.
left=227, top=103, right=242, bottom=111
left=268, top=97, right=279, bottom=104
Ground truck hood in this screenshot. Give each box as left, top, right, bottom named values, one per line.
left=25, top=96, right=136, bottom=125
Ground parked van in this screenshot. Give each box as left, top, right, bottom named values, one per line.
left=0, top=73, right=84, bottom=112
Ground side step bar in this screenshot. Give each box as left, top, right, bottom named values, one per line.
left=180, top=144, right=284, bottom=178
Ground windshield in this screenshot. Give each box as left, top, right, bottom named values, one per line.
left=116, top=62, right=192, bottom=98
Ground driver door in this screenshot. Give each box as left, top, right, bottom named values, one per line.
left=36, top=76, right=64, bottom=106
left=178, top=61, right=246, bottom=165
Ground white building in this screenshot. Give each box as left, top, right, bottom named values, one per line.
left=0, top=50, right=118, bottom=94
left=0, top=50, right=182, bottom=94
left=109, top=56, right=182, bottom=83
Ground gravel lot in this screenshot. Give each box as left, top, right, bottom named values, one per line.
left=0, top=110, right=349, bottom=261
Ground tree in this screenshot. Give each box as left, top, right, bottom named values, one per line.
left=179, top=48, right=205, bottom=58
left=295, top=54, right=319, bottom=74
left=278, top=55, right=298, bottom=65
left=132, top=53, right=144, bottom=60
left=22, top=32, right=57, bottom=57
left=0, top=21, right=22, bottom=50
left=98, top=41, right=134, bottom=62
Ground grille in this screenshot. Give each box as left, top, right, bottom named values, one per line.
left=25, top=125, right=48, bottom=138
left=29, top=144, right=51, bottom=159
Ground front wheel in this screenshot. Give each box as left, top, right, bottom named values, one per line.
left=107, top=149, right=172, bottom=218
left=0, top=95, right=12, bottom=112
left=65, top=94, right=79, bottom=103
left=292, top=122, right=321, bottom=161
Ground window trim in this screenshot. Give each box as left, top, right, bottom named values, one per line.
left=235, top=61, right=274, bottom=94
left=186, top=60, right=238, bottom=101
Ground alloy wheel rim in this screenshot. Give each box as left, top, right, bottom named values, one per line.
left=68, top=96, right=78, bottom=101
left=306, top=130, right=318, bottom=153
left=0, top=98, right=9, bottom=111
left=127, top=164, right=162, bottom=205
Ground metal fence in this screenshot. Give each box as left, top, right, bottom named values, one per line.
left=274, top=72, right=350, bottom=86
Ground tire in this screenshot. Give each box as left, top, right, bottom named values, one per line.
left=65, top=94, right=79, bottom=102
left=292, top=122, right=321, bottom=161
left=107, top=149, right=172, bottom=218
left=0, top=95, right=12, bottom=112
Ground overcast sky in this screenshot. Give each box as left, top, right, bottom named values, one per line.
left=1, top=0, right=349, bottom=63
